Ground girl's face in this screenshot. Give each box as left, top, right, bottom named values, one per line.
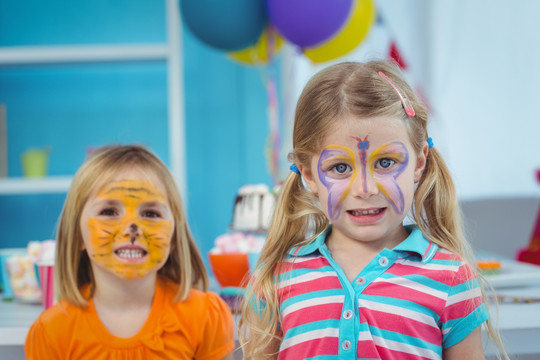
left=302, top=115, right=427, bottom=248
left=80, top=169, right=174, bottom=280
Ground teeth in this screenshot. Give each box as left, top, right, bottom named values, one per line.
left=350, top=209, right=382, bottom=216
left=116, top=249, right=145, bottom=258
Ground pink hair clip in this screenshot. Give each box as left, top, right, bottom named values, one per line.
left=378, top=71, right=415, bottom=117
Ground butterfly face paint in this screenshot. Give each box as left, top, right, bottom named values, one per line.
left=317, top=137, right=409, bottom=220
left=82, top=179, right=174, bottom=279
left=368, top=141, right=409, bottom=213
left=318, top=145, right=357, bottom=220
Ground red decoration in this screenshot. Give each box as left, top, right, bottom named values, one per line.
left=389, top=41, right=407, bottom=70
left=516, top=169, right=540, bottom=265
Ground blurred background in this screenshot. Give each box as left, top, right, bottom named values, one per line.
left=1, top=0, right=539, bottom=262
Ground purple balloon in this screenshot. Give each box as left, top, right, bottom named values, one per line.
left=268, top=0, right=353, bottom=48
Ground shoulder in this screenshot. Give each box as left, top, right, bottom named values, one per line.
left=178, top=288, right=233, bottom=319
left=25, top=300, right=86, bottom=357
left=33, top=299, right=84, bottom=332
left=157, top=279, right=232, bottom=321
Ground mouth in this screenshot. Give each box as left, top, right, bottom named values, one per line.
left=114, top=246, right=148, bottom=261
left=346, top=207, right=386, bottom=223
left=347, top=208, right=385, bottom=216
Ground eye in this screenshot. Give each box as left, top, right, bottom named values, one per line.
left=375, top=158, right=395, bottom=169
left=142, top=209, right=162, bottom=219
left=99, top=208, right=118, bottom=216
left=331, top=163, right=352, bottom=174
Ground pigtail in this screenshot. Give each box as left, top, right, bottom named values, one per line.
left=239, top=171, right=328, bottom=359
left=413, top=147, right=465, bottom=253
left=414, top=147, right=509, bottom=359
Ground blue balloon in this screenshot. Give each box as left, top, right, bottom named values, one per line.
left=180, top=0, right=267, bottom=51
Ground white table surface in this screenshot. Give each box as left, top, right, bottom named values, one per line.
left=0, top=298, right=43, bottom=346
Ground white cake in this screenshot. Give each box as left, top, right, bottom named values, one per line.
left=231, top=184, right=276, bottom=232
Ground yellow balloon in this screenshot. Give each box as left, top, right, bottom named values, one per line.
left=228, top=27, right=284, bottom=65
left=304, top=0, right=376, bottom=63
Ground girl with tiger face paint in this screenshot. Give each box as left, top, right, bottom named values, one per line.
left=25, top=146, right=235, bottom=360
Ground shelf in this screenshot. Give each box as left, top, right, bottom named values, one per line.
left=0, top=44, right=170, bottom=66
left=0, top=0, right=186, bottom=201
left=0, top=176, right=72, bottom=195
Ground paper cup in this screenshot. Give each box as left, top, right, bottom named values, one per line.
left=21, top=149, right=49, bottom=177
left=37, top=262, right=55, bottom=310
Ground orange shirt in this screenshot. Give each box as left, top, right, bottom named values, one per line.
left=25, top=278, right=235, bottom=359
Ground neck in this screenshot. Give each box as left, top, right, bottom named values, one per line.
left=92, top=269, right=157, bottom=310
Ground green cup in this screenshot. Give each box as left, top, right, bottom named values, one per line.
left=21, top=148, right=49, bottom=177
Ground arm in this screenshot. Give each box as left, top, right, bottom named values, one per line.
left=442, top=327, right=485, bottom=360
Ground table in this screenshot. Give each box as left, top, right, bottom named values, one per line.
left=0, top=297, right=42, bottom=359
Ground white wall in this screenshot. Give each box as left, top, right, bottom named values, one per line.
left=284, top=0, right=540, bottom=201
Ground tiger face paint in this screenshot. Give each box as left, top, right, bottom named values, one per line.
left=80, top=178, right=174, bottom=279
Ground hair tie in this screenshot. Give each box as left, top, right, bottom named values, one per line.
left=427, top=137, right=434, bottom=149
left=289, top=164, right=300, bottom=175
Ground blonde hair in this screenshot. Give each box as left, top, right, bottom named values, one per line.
left=55, top=144, right=208, bottom=307
left=240, top=60, right=507, bottom=358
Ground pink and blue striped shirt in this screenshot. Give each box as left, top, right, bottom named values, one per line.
left=275, top=225, right=488, bottom=359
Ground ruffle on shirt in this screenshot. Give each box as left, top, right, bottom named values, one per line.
left=139, top=313, right=183, bottom=351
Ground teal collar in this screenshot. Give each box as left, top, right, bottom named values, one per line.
left=288, top=224, right=438, bottom=263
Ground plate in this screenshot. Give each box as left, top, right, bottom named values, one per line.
left=484, top=259, right=540, bottom=289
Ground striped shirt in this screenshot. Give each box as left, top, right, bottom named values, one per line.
left=276, top=225, right=488, bottom=359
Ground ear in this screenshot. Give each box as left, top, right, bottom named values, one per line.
left=299, top=164, right=319, bottom=195
left=414, top=143, right=429, bottom=183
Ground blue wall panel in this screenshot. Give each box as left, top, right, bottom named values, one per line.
left=0, top=1, right=274, bottom=265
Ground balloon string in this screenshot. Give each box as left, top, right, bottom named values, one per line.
left=265, top=27, right=281, bottom=186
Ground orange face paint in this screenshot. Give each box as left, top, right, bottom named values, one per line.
left=83, top=179, right=174, bottom=279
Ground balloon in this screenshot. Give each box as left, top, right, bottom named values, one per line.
left=304, top=0, right=376, bottom=63
left=180, top=0, right=267, bottom=51
left=228, top=27, right=284, bottom=65
left=267, top=0, right=353, bottom=48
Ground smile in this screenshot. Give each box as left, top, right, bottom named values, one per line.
left=348, top=208, right=384, bottom=216
left=114, top=248, right=148, bottom=259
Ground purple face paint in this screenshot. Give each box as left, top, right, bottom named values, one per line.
left=352, top=136, right=369, bottom=193
left=317, top=145, right=357, bottom=220
left=368, top=141, right=409, bottom=213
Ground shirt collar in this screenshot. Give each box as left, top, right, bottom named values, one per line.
left=288, top=224, right=437, bottom=262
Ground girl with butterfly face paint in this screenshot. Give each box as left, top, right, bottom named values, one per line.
left=26, top=145, right=235, bottom=360
left=240, top=61, right=508, bottom=360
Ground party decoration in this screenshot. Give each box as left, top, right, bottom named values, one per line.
left=516, top=169, right=540, bottom=265
left=180, top=0, right=267, bottom=51
left=304, top=0, right=376, bottom=63
left=389, top=41, right=408, bottom=69
left=267, top=0, right=353, bottom=48
left=228, top=26, right=284, bottom=65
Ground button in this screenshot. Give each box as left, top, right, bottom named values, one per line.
left=379, top=256, right=389, bottom=267
left=342, top=340, right=352, bottom=350
left=343, top=310, right=353, bottom=319
left=356, top=276, right=366, bottom=285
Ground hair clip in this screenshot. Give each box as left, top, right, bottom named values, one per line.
left=427, top=137, right=434, bottom=149
left=378, top=71, right=415, bottom=117
left=289, top=164, right=300, bottom=175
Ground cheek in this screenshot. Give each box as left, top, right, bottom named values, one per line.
left=143, top=221, right=174, bottom=258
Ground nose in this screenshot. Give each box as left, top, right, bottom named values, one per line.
left=350, top=169, right=379, bottom=199
left=123, top=222, right=142, bottom=243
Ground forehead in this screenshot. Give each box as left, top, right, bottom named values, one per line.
left=94, top=168, right=167, bottom=201
left=321, top=115, right=412, bottom=149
